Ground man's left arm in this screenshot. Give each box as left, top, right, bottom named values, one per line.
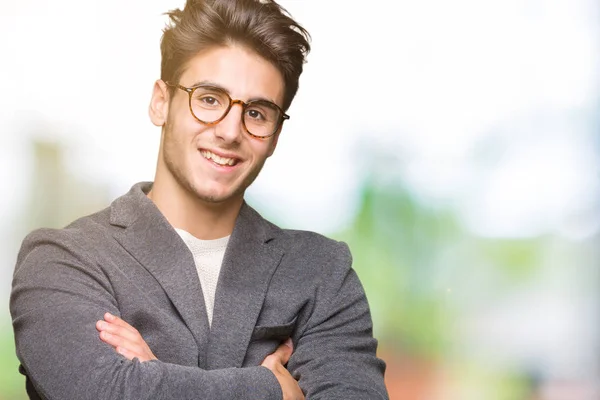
left=288, top=242, right=389, bottom=399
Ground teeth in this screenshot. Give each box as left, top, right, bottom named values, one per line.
left=201, top=150, right=236, bottom=166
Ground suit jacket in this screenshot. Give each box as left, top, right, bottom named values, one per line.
left=10, top=182, right=388, bottom=400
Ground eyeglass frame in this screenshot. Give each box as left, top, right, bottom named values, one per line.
left=165, top=81, right=290, bottom=139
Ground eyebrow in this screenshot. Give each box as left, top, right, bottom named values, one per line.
left=188, top=80, right=280, bottom=105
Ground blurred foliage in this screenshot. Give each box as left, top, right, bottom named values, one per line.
left=334, top=183, right=460, bottom=357
left=333, top=180, right=547, bottom=359
left=439, top=359, right=535, bottom=400
left=0, top=322, right=25, bottom=399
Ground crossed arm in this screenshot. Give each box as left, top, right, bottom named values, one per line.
left=96, top=312, right=303, bottom=400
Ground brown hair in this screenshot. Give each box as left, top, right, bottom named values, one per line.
left=160, top=0, right=311, bottom=111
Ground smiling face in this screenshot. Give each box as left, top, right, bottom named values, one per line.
left=150, top=45, right=285, bottom=210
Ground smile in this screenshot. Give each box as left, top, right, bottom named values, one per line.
left=200, top=149, right=239, bottom=166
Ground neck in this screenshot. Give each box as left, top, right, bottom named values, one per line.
left=148, top=173, right=242, bottom=240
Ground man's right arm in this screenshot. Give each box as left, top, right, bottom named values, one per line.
left=10, top=230, right=281, bottom=400
left=95, top=313, right=304, bottom=400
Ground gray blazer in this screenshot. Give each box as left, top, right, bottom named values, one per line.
left=11, top=182, right=388, bottom=399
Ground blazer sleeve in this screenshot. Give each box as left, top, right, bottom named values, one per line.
left=10, top=229, right=281, bottom=400
left=287, top=241, right=389, bottom=399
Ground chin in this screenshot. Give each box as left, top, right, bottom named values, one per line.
left=197, top=194, right=231, bottom=204
left=192, top=186, right=242, bottom=205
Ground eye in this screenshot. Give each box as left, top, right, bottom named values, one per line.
left=192, top=87, right=228, bottom=109
left=200, top=96, right=220, bottom=106
left=246, top=108, right=265, bottom=121
left=246, top=101, right=280, bottom=123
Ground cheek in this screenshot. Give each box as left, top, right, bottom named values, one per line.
left=167, top=96, right=196, bottom=128
left=165, top=113, right=205, bottom=146
left=266, top=141, right=277, bottom=157
left=250, top=142, right=275, bottom=160
left=267, top=133, right=280, bottom=156
left=252, top=136, right=278, bottom=156
left=163, top=123, right=189, bottom=163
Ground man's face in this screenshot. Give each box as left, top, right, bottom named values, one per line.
left=155, top=45, right=285, bottom=206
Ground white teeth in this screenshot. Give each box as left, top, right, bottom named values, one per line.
left=201, top=150, right=236, bottom=166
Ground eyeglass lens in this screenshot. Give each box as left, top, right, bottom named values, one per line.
left=191, top=87, right=282, bottom=137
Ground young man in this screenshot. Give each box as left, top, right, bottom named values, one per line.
left=10, top=1, right=388, bottom=399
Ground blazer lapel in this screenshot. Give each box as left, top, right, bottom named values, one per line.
left=110, top=183, right=211, bottom=367
left=206, top=203, right=284, bottom=369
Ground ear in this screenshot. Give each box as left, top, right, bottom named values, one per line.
left=149, top=80, right=170, bottom=127
left=267, top=128, right=282, bottom=157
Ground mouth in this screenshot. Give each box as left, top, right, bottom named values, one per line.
left=199, top=149, right=240, bottom=167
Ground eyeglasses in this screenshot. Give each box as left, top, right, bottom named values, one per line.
left=166, top=82, right=289, bottom=139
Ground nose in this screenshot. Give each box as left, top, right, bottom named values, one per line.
left=214, top=101, right=245, bottom=144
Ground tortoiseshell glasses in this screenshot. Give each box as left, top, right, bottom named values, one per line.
left=166, top=82, right=289, bottom=139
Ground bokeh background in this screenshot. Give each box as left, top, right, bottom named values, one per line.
left=1, top=0, right=599, bottom=398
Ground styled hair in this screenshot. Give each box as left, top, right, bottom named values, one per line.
left=160, top=0, right=311, bottom=111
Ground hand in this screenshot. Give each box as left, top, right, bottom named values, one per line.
left=95, top=312, right=157, bottom=362
left=261, top=338, right=304, bottom=400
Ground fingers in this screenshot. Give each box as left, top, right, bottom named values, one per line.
left=96, top=312, right=157, bottom=362
left=261, top=338, right=294, bottom=368
left=282, top=337, right=293, bottom=351
left=260, top=338, right=304, bottom=400
left=97, top=329, right=144, bottom=360
left=104, top=312, right=139, bottom=335
left=111, top=345, right=137, bottom=360
left=274, top=338, right=294, bottom=364
left=96, top=320, right=139, bottom=344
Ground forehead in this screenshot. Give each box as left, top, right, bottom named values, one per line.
left=179, top=45, right=285, bottom=105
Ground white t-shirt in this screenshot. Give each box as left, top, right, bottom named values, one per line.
left=174, top=228, right=230, bottom=327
